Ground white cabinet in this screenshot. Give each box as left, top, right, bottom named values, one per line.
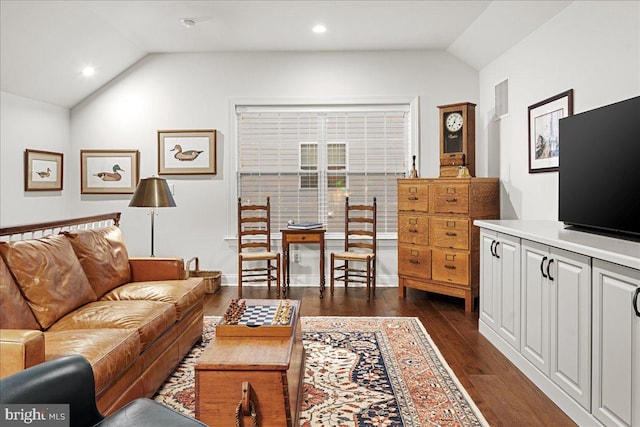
left=592, top=260, right=640, bottom=427
left=476, top=220, right=640, bottom=426
left=480, top=230, right=521, bottom=350
left=521, top=240, right=591, bottom=410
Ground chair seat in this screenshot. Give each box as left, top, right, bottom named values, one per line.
left=240, top=251, right=279, bottom=261
left=332, top=251, right=375, bottom=262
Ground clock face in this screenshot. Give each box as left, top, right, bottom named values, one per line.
left=445, top=112, right=463, bottom=132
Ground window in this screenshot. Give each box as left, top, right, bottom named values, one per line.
left=299, top=142, right=346, bottom=189
left=236, top=103, right=413, bottom=234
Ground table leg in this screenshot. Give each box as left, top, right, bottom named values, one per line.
left=283, top=242, right=290, bottom=299
left=319, top=238, right=325, bottom=298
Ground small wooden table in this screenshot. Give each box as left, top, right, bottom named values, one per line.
left=281, top=228, right=326, bottom=298
left=195, top=299, right=304, bottom=427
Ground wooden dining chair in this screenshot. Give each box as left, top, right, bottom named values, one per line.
left=237, top=197, right=281, bottom=298
left=330, top=197, right=377, bottom=300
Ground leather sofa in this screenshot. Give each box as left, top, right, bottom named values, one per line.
left=0, top=219, right=205, bottom=415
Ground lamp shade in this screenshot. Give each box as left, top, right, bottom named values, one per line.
left=129, top=177, right=176, bottom=208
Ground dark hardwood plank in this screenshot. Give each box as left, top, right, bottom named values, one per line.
left=204, top=286, right=576, bottom=427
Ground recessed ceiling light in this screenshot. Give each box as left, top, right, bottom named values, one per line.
left=82, top=66, right=95, bottom=77
left=181, top=18, right=196, bottom=28
left=312, top=24, right=327, bottom=34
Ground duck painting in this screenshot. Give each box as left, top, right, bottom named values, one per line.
left=94, top=164, right=124, bottom=181
left=36, top=168, right=51, bottom=178
left=171, top=144, right=203, bottom=161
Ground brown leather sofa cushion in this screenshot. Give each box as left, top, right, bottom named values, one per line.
left=0, top=256, right=40, bottom=330
left=62, top=226, right=131, bottom=298
left=49, top=300, right=176, bottom=351
left=0, top=235, right=97, bottom=329
left=45, top=328, right=140, bottom=394
left=102, top=277, right=205, bottom=321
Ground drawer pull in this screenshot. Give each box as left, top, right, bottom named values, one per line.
left=409, top=229, right=418, bottom=233
left=408, top=196, right=419, bottom=201
left=409, top=259, right=420, bottom=264
left=445, top=232, right=457, bottom=237
left=446, top=198, right=458, bottom=202
left=445, top=265, right=456, bottom=270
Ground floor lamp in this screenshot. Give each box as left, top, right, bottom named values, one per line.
left=129, top=177, right=176, bottom=257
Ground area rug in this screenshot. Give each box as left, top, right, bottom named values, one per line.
left=153, top=316, right=489, bottom=427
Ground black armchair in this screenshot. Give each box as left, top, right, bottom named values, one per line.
left=0, top=355, right=208, bottom=427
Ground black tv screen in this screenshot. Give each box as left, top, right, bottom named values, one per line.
left=559, top=96, right=640, bottom=237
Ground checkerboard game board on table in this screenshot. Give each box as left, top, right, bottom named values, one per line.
left=238, top=305, right=281, bottom=326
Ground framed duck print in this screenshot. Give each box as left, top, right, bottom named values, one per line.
left=158, top=129, right=217, bottom=175
left=80, top=149, right=139, bottom=194
left=24, top=149, right=63, bottom=191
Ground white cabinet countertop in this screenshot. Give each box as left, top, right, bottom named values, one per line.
left=474, top=220, right=640, bottom=271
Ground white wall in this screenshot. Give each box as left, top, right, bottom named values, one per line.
left=0, top=92, right=71, bottom=225
left=69, top=50, right=479, bottom=285
left=478, top=1, right=640, bottom=220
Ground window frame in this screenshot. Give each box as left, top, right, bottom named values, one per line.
left=226, top=96, right=420, bottom=241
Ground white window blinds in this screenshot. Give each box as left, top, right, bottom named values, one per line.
left=236, top=104, right=410, bottom=234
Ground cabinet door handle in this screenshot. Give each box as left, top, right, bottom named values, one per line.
left=495, top=241, right=501, bottom=259
left=490, top=240, right=497, bottom=257
left=444, top=265, right=456, bottom=270
left=409, top=259, right=419, bottom=264
left=547, top=258, right=555, bottom=281
left=633, top=288, right=640, bottom=317
left=446, top=232, right=457, bottom=237
left=446, top=198, right=458, bottom=202
left=408, top=228, right=418, bottom=233
left=540, top=256, right=548, bottom=278
left=408, top=196, right=418, bottom=201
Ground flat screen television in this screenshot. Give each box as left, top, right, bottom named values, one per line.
left=559, top=95, right=640, bottom=238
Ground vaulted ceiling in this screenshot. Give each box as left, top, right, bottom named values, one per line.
left=0, top=1, right=571, bottom=108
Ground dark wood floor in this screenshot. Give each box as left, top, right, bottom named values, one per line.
left=204, top=285, right=576, bottom=427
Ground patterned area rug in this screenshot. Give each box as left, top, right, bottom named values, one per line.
left=153, top=316, right=488, bottom=427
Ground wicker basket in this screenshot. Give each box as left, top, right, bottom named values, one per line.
left=186, top=257, right=221, bottom=294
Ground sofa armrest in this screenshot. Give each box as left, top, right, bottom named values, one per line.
left=129, top=257, right=186, bottom=281
left=0, top=330, right=45, bottom=379
left=0, top=354, right=104, bottom=425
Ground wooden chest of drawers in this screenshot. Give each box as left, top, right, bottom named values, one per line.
left=397, top=178, right=499, bottom=311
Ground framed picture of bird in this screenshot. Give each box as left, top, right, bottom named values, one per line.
left=80, top=149, right=139, bottom=194
left=24, top=149, right=63, bottom=191
left=157, top=129, right=216, bottom=175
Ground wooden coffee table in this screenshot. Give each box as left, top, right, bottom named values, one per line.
left=195, top=299, right=304, bottom=427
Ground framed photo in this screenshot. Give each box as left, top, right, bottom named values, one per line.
left=24, top=149, right=63, bottom=191
left=528, top=89, right=574, bottom=173
left=158, top=129, right=216, bottom=175
left=80, top=149, right=139, bottom=194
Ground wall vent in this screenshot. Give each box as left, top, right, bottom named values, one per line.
left=495, top=79, right=509, bottom=119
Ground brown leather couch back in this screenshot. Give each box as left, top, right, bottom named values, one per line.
left=0, top=256, right=40, bottom=330
left=0, top=235, right=97, bottom=329
left=62, top=226, right=131, bottom=298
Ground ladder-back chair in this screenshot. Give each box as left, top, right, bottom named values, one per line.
left=330, top=197, right=377, bottom=300
left=237, top=197, right=281, bottom=298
